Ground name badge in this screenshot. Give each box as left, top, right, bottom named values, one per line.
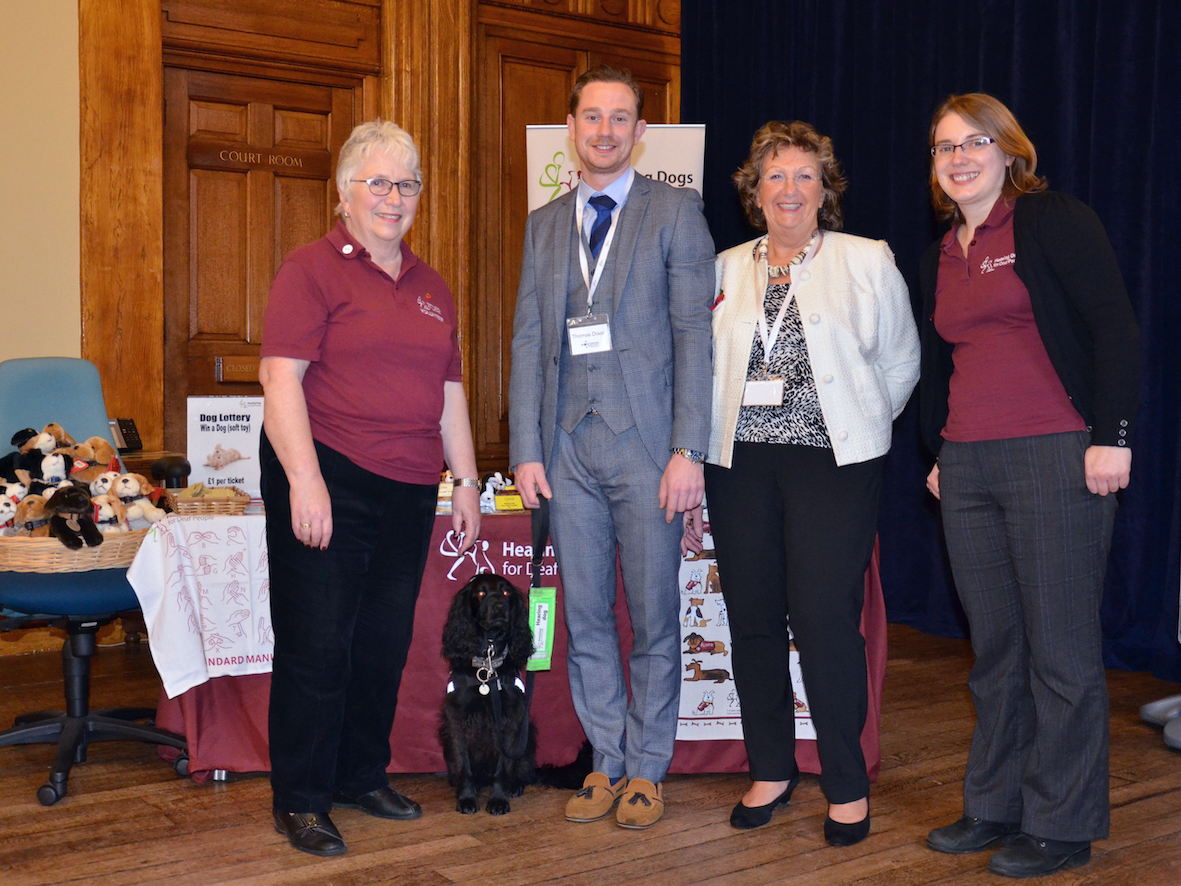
left=743, top=378, right=785, bottom=406
left=566, top=313, right=613, bottom=355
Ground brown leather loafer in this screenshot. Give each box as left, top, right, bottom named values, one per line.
left=332, top=785, right=422, bottom=820
left=273, top=810, right=347, bottom=856
left=616, top=778, right=664, bottom=829
left=566, top=772, right=628, bottom=822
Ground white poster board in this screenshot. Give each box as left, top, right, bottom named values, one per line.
left=187, top=397, right=263, bottom=498
left=525, top=123, right=705, bottom=212
left=675, top=503, right=817, bottom=742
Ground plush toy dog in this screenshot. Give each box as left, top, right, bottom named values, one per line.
left=1, top=429, right=37, bottom=482
left=14, top=494, right=51, bottom=537
left=89, top=471, right=120, bottom=497
left=2, top=448, right=45, bottom=484
left=203, top=443, right=249, bottom=470
left=92, top=493, right=130, bottom=534
left=0, top=497, right=16, bottom=532
left=21, top=423, right=75, bottom=456
left=45, top=485, right=103, bottom=550
left=113, top=473, right=165, bottom=525
left=1, top=480, right=28, bottom=503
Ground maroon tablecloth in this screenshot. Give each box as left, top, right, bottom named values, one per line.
left=155, top=514, right=884, bottom=780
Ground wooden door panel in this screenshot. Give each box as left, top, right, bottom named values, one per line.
left=190, top=101, right=249, bottom=138
left=274, top=111, right=330, bottom=148
left=190, top=170, right=248, bottom=339
left=163, top=67, right=358, bottom=450
left=275, top=177, right=329, bottom=273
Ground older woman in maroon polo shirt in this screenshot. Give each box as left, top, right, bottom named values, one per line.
left=918, top=94, right=1139, bottom=879
left=258, top=120, right=481, bottom=857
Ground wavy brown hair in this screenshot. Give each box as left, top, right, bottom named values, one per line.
left=733, top=121, right=847, bottom=232
left=928, top=93, right=1047, bottom=223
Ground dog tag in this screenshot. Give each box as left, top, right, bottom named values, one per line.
left=566, top=313, right=612, bottom=355
left=743, top=378, right=785, bottom=406
left=479, top=684, right=490, bottom=696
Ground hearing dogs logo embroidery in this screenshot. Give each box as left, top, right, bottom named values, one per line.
left=418, top=294, right=445, bottom=322
left=980, top=252, right=1016, bottom=274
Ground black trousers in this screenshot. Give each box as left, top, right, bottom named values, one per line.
left=939, top=431, right=1116, bottom=841
left=705, top=442, right=883, bottom=804
left=260, top=429, right=437, bottom=812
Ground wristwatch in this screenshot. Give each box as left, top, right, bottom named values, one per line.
left=454, top=477, right=480, bottom=488
left=671, top=447, right=705, bottom=465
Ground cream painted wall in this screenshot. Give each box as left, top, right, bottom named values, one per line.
left=0, top=5, right=80, bottom=360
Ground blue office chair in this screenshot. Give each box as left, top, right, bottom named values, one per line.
left=0, top=357, right=186, bottom=805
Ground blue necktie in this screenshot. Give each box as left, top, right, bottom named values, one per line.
left=587, top=194, right=617, bottom=259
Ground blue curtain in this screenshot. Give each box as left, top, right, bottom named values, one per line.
left=682, top=0, right=1181, bottom=680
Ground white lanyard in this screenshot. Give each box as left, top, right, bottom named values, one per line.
left=575, top=169, right=632, bottom=312
left=755, top=232, right=822, bottom=371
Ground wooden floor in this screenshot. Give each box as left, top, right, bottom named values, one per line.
left=2, top=624, right=1180, bottom=886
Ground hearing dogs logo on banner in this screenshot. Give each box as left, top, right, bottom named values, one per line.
left=526, top=124, right=706, bottom=211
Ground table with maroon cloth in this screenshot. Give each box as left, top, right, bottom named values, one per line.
left=143, top=513, right=885, bottom=781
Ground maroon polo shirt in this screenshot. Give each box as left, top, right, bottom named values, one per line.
left=934, top=199, right=1084, bottom=443
left=261, top=222, right=462, bottom=484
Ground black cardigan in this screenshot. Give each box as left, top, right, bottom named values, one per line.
left=918, top=191, right=1140, bottom=456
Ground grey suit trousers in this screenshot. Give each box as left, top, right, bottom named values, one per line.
left=548, top=413, right=683, bottom=784
left=938, top=430, right=1116, bottom=842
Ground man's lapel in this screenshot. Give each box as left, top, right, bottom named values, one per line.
left=548, top=190, right=578, bottom=342
left=608, top=172, right=650, bottom=313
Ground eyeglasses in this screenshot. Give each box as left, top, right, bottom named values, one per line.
left=350, top=178, right=423, bottom=197
left=931, top=136, right=996, bottom=158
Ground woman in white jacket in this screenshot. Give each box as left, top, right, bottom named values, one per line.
left=683, top=121, right=919, bottom=845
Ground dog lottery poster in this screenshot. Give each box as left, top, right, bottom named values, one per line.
left=187, top=396, right=263, bottom=498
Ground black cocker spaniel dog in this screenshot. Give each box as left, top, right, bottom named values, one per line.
left=440, top=574, right=537, bottom=814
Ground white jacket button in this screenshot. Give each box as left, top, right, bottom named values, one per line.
left=837, top=430, right=849, bottom=441
left=342, top=244, right=354, bottom=255
left=822, top=374, right=834, bottom=384
left=809, top=313, right=821, bottom=324
left=798, top=270, right=811, bottom=282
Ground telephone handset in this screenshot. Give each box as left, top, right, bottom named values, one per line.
left=108, top=418, right=143, bottom=452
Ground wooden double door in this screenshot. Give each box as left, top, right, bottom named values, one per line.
left=162, top=68, right=360, bottom=451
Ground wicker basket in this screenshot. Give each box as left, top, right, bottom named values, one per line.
left=164, top=486, right=250, bottom=516
left=0, top=529, right=149, bottom=573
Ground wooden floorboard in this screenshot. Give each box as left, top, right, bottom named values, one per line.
left=1, top=624, right=1179, bottom=885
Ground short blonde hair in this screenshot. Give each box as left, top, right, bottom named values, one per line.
left=334, top=120, right=421, bottom=216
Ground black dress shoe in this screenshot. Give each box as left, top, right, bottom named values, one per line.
left=824, top=809, right=870, bottom=847
left=730, top=772, right=801, bottom=829
left=987, top=834, right=1091, bottom=878
left=273, top=811, right=347, bottom=856
left=927, top=815, right=1022, bottom=854
left=332, top=785, right=422, bottom=820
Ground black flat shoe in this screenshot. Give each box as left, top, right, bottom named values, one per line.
left=729, top=772, right=800, bottom=830
left=273, top=810, right=347, bottom=856
left=927, top=815, right=1021, bottom=854
left=333, top=785, right=422, bottom=820
left=825, top=809, right=870, bottom=847
left=987, top=834, right=1091, bottom=878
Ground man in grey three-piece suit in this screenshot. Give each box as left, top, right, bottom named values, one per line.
left=509, top=65, right=715, bottom=828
